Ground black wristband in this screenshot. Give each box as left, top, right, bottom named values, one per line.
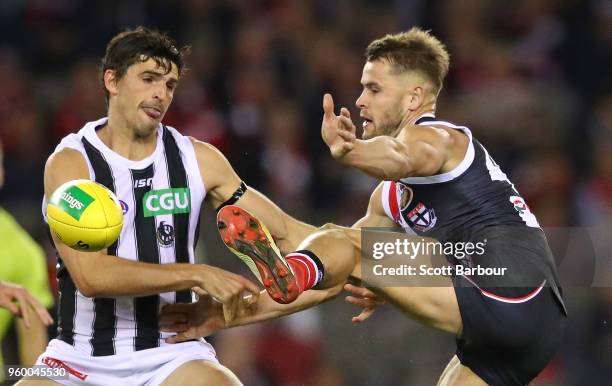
left=216, top=182, right=248, bottom=212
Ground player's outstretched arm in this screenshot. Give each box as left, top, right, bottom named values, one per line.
left=160, top=183, right=394, bottom=340
left=161, top=283, right=344, bottom=343
left=321, top=93, right=452, bottom=180
left=191, top=138, right=316, bottom=253
left=44, top=149, right=259, bottom=302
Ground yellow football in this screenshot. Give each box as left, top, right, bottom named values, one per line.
left=47, top=179, right=123, bottom=252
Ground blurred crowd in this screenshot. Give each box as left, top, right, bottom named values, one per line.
left=0, top=0, right=610, bottom=385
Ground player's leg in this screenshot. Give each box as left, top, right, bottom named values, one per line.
left=218, top=206, right=461, bottom=334
left=297, top=225, right=360, bottom=290
left=217, top=206, right=357, bottom=303
left=298, top=226, right=462, bottom=335
left=159, top=360, right=242, bottom=386
left=14, top=379, right=63, bottom=385
left=438, top=355, right=461, bottom=385
left=437, top=356, right=488, bottom=386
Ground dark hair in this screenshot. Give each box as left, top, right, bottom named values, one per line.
left=100, top=26, right=191, bottom=104
left=366, top=27, right=450, bottom=94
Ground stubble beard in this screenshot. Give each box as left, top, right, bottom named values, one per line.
left=369, top=105, right=403, bottom=139
left=133, top=123, right=158, bottom=140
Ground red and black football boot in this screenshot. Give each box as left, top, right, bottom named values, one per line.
left=217, top=205, right=301, bottom=304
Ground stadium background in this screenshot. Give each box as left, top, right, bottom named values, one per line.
left=0, top=0, right=610, bottom=385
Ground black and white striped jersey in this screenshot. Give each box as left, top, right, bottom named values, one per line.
left=42, top=117, right=206, bottom=356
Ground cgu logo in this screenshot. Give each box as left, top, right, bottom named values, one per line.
left=134, top=178, right=153, bottom=188
left=143, top=188, right=191, bottom=217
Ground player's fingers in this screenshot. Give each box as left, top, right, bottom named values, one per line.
left=15, top=293, right=32, bottom=328
left=344, top=284, right=379, bottom=299
left=345, top=295, right=375, bottom=308
left=160, top=322, right=189, bottom=333
left=323, top=93, right=335, bottom=118
left=158, top=312, right=188, bottom=326
left=222, top=299, right=237, bottom=322
left=165, top=331, right=192, bottom=344
left=25, top=293, right=53, bottom=326
left=191, top=286, right=209, bottom=299
left=35, top=307, right=54, bottom=326
left=338, top=116, right=357, bottom=134
left=338, top=115, right=354, bottom=127
left=158, top=318, right=186, bottom=329
left=341, top=143, right=354, bottom=153
left=238, top=276, right=261, bottom=296
left=337, top=129, right=356, bottom=142
left=344, top=283, right=371, bottom=297
left=340, top=107, right=351, bottom=119
left=3, top=300, right=20, bottom=316
left=225, top=283, right=244, bottom=321
left=243, top=290, right=259, bottom=306
left=352, top=307, right=377, bottom=324
left=162, top=302, right=193, bottom=314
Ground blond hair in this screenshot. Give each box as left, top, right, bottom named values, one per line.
left=366, top=27, right=450, bottom=94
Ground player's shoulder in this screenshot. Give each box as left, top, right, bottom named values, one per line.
left=188, top=137, right=228, bottom=164
left=44, top=148, right=90, bottom=190
left=402, top=122, right=455, bottom=153
left=412, top=117, right=473, bottom=151
left=46, top=147, right=87, bottom=169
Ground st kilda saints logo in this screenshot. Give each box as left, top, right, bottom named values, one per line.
left=395, top=182, right=437, bottom=232
left=157, top=221, right=175, bottom=247
left=405, top=202, right=437, bottom=232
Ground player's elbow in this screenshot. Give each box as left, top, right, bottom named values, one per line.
left=73, top=275, right=100, bottom=298
left=76, top=282, right=97, bottom=298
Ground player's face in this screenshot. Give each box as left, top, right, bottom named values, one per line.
left=356, top=59, right=412, bottom=139
left=108, top=58, right=179, bottom=138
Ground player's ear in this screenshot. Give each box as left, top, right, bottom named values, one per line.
left=103, top=69, right=119, bottom=97
left=404, top=85, right=424, bottom=111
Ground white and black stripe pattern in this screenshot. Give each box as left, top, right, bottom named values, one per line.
left=130, top=164, right=161, bottom=351
left=46, top=118, right=207, bottom=356
left=162, top=127, right=191, bottom=304
left=82, top=138, right=119, bottom=356
left=56, top=256, right=77, bottom=346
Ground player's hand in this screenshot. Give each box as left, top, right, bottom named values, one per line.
left=344, top=283, right=385, bottom=324
left=160, top=288, right=259, bottom=343
left=194, top=265, right=260, bottom=322
left=160, top=291, right=225, bottom=343
left=321, top=93, right=357, bottom=159
left=0, top=281, right=54, bottom=328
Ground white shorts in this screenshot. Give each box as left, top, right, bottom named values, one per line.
left=34, top=339, right=219, bottom=386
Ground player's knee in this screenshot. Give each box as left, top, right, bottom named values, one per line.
left=14, top=380, right=62, bottom=386
left=319, top=222, right=350, bottom=232
left=319, top=222, right=337, bottom=231
left=312, top=225, right=358, bottom=247
left=299, top=227, right=346, bottom=251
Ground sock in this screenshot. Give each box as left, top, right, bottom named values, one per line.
left=285, top=250, right=325, bottom=291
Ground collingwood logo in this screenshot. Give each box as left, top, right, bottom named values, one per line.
left=143, top=188, right=191, bottom=217
left=157, top=221, right=175, bottom=247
